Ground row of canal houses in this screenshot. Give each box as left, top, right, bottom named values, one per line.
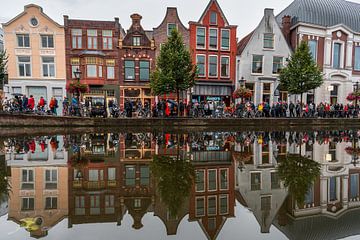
left=3, top=131, right=360, bottom=239
left=3, top=0, right=360, bottom=110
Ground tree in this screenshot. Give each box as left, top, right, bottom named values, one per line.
left=150, top=29, right=197, bottom=116
left=277, top=154, right=320, bottom=207
left=279, top=41, right=323, bottom=105
left=0, top=50, right=8, bottom=106
left=151, top=155, right=194, bottom=217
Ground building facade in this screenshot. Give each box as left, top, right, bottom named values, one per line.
left=237, top=9, right=292, bottom=105
left=0, top=27, right=4, bottom=51
left=277, top=0, right=360, bottom=105
left=3, top=4, right=66, bottom=112
left=119, top=14, right=156, bottom=109
left=64, top=16, right=124, bottom=105
left=189, top=0, right=237, bottom=106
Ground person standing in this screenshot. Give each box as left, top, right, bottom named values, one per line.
left=49, top=97, right=56, bottom=114
left=38, top=96, right=45, bottom=112
left=22, top=95, right=28, bottom=111
left=28, top=95, right=35, bottom=111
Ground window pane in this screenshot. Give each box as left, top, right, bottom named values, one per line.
left=251, top=173, right=261, bottom=190
left=261, top=196, right=271, bottom=211
left=125, top=61, right=135, bottom=80
left=309, top=40, right=317, bottom=61
left=168, top=23, right=177, bottom=36
left=140, top=61, right=150, bottom=80
left=209, top=56, right=218, bottom=77
left=333, top=43, right=341, bottom=69
left=108, top=168, right=116, bottom=180
left=197, top=55, right=205, bottom=76
left=271, top=172, right=280, bottom=189
left=102, top=30, right=112, bottom=37
left=220, top=169, right=228, bottom=189
left=355, top=47, right=360, bottom=71
left=196, top=198, right=204, bottom=216
left=87, top=65, right=97, bottom=77
left=208, top=197, right=216, bottom=215
left=264, top=33, right=274, bottom=49
left=208, top=170, right=216, bottom=190
left=209, top=29, right=218, bottom=49
left=221, top=30, right=230, bottom=50
left=220, top=195, right=228, bottom=214
left=107, top=66, right=115, bottom=79
left=195, top=170, right=205, bottom=192
left=125, top=166, right=135, bottom=186
left=140, top=166, right=149, bottom=185
left=196, top=28, right=205, bottom=48
left=252, top=55, right=263, bottom=73
left=210, top=12, right=217, bottom=24
left=221, top=57, right=229, bottom=77
left=272, top=57, right=283, bottom=74
left=350, top=174, right=359, bottom=199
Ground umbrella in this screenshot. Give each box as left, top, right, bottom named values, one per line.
left=11, top=93, right=23, bottom=97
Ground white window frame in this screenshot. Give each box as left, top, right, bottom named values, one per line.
left=332, top=40, right=345, bottom=69
left=17, top=34, right=30, bottom=48
left=195, top=196, right=205, bottom=217
left=219, top=168, right=229, bottom=190
left=208, top=169, right=217, bottom=191
left=250, top=171, right=262, bottom=191
left=102, top=30, right=113, bottom=50
left=167, top=23, right=178, bottom=37
left=87, top=29, right=98, bottom=49
left=87, top=64, right=97, bottom=78
left=195, top=169, right=205, bottom=192
left=272, top=56, right=283, bottom=75
left=107, top=66, right=115, bottom=79
left=207, top=195, right=217, bottom=216
left=221, top=29, right=230, bottom=51
left=219, top=194, right=229, bottom=215
left=40, top=35, right=54, bottom=49
left=209, top=28, right=218, bottom=50
left=251, top=54, right=264, bottom=75
left=354, top=46, right=360, bottom=71
left=133, top=36, right=141, bottom=46
left=210, top=11, right=218, bottom=25
left=196, top=54, right=206, bottom=77
left=21, top=168, right=35, bottom=190
left=17, top=56, right=32, bottom=77
left=308, top=39, right=318, bottom=62
left=208, top=55, right=218, bottom=78
left=263, top=33, right=275, bottom=50
left=41, top=56, right=56, bottom=78
left=220, top=56, right=230, bottom=78
left=44, top=168, right=58, bottom=189
left=196, top=27, right=206, bottom=50
left=21, top=197, right=35, bottom=211
left=45, top=196, right=58, bottom=210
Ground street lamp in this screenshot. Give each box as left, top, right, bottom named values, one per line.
left=354, top=81, right=359, bottom=110
left=239, top=77, right=246, bottom=88
left=73, top=68, right=82, bottom=101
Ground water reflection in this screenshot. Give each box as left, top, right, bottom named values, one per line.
left=0, top=130, right=360, bottom=239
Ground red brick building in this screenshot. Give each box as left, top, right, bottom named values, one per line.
left=189, top=0, right=237, bottom=106
left=64, top=16, right=125, bottom=104
left=119, top=14, right=156, bottom=109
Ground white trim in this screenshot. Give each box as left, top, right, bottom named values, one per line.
left=220, top=29, right=230, bottom=51
left=332, top=40, right=345, bottom=69
left=195, top=196, right=205, bottom=217
left=208, top=55, right=218, bottom=78
left=219, top=194, right=229, bottom=215
left=220, top=55, right=230, bottom=78
left=250, top=171, right=262, bottom=191
left=167, top=23, right=178, bottom=37
left=207, top=169, right=217, bottom=191
left=196, top=54, right=207, bottom=77
left=207, top=195, right=217, bottom=216
left=219, top=168, right=229, bottom=190
left=17, top=55, right=32, bottom=78
left=208, top=27, right=218, bottom=50
left=251, top=54, right=264, bottom=75
left=355, top=46, right=360, bottom=71
left=40, top=34, right=55, bottom=49
left=41, top=56, right=56, bottom=78
left=195, top=169, right=206, bottom=192
left=44, top=168, right=58, bottom=189
left=196, top=26, right=206, bottom=50
left=21, top=168, right=35, bottom=190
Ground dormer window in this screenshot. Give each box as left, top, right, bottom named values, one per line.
left=133, top=36, right=141, bottom=46
left=210, top=12, right=217, bottom=25
left=167, top=23, right=177, bottom=37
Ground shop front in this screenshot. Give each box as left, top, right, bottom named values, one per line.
left=120, top=86, right=154, bottom=110
left=82, top=85, right=120, bottom=112
left=191, top=83, right=233, bottom=106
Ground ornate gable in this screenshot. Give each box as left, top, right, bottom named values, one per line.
left=122, top=14, right=152, bottom=48
left=198, top=0, right=229, bottom=26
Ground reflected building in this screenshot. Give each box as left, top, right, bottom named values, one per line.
left=68, top=133, right=124, bottom=227
left=0, top=156, right=8, bottom=217
left=5, top=136, right=68, bottom=238
left=189, top=132, right=236, bottom=240
left=236, top=134, right=288, bottom=233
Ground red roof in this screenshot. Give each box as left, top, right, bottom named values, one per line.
left=236, top=31, right=254, bottom=56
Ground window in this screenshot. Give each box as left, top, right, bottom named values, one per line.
left=42, top=57, right=55, bottom=77
left=272, top=57, right=283, bottom=74
left=221, top=29, right=230, bottom=50
left=18, top=56, right=31, bottom=77
left=167, top=23, right=177, bottom=36
left=219, top=195, right=228, bottom=214
left=45, top=169, right=57, bottom=189
left=105, top=195, right=115, bottom=214
left=220, top=56, right=230, bottom=77
left=208, top=196, right=216, bottom=216
left=17, top=34, right=30, bottom=47
left=330, top=85, right=338, bottom=105
left=86, top=57, right=102, bottom=78
left=252, top=55, right=263, bottom=74
left=134, top=199, right=141, bottom=208
left=251, top=172, right=261, bottom=191
left=125, top=165, right=135, bottom=186
left=108, top=168, right=116, bottom=181
left=354, top=46, right=360, bottom=71
left=329, top=177, right=337, bottom=202
left=102, top=30, right=113, bottom=49
left=309, top=40, right=317, bottom=61
left=71, top=58, right=80, bottom=78
left=220, top=169, right=228, bottom=190
left=105, top=59, right=115, bottom=79
left=209, top=56, right=218, bottom=77
left=140, top=166, right=150, bottom=185
left=261, top=196, right=271, bottom=211
left=140, top=61, right=150, bottom=81
left=75, top=196, right=85, bottom=215
left=196, top=197, right=205, bottom=216
left=22, top=198, right=34, bottom=211
left=71, top=29, right=82, bottom=48
left=196, top=55, right=206, bottom=77
left=89, top=169, right=104, bottom=181
left=22, top=169, right=34, bottom=189
left=350, top=174, right=359, bottom=199
left=195, top=170, right=205, bottom=192
left=87, top=29, right=97, bottom=49
left=41, top=35, right=54, bottom=48
left=90, top=195, right=100, bottom=215
left=133, top=36, right=141, bottom=46
left=124, top=60, right=135, bottom=80
left=305, top=186, right=314, bottom=205
left=45, top=197, right=57, bottom=209
left=271, top=172, right=280, bottom=189
left=333, top=43, right=341, bottom=69
left=208, top=169, right=217, bottom=191
left=264, top=33, right=274, bottom=49
left=210, top=12, right=217, bottom=25
left=209, top=29, right=218, bottom=49
left=196, top=27, right=206, bottom=48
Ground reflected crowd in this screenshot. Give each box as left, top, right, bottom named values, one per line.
left=1, top=130, right=360, bottom=239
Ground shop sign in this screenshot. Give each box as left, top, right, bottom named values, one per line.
left=206, top=96, right=221, bottom=101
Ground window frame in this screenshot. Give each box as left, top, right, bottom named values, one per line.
left=42, top=56, right=56, bottom=78
left=45, top=196, right=58, bottom=210
left=219, top=194, right=229, bottom=215
left=21, top=197, right=35, bottom=211
left=219, top=168, right=229, bottom=190
left=272, top=56, right=283, bottom=75
left=252, top=54, right=264, bottom=74
left=196, top=27, right=206, bottom=49
left=210, top=11, right=217, bottom=25
left=44, top=168, right=58, bottom=190
left=167, top=23, right=177, bottom=37
left=71, top=29, right=82, bottom=49
left=195, top=197, right=205, bottom=217
left=18, top=56, right=32, bottom=77
left=207, top=195, right=217, bottom=216
left=220, top=56, right=230, bottom=78
left=221, top=29, right=230, bottom=51
left=87, top=29, right=98, bottom=49
left=263, top=33, right=274, bottom=49
left=209, top=28, right=218, bottom=50
left=21, top=168, right=35, bottom=190
left=133, top=36, right=141, bottom=46
left=333, top=42, right=342, bottom=69
left=139, top=60, right=150, bottom=81
left=250, top=172, right=262, bottom=191
left=17, top=34, right=30, bottom=48
left=124, top=60, right=136, bottom=81
left=40, top=35, right=54, bottom=48
left=308, top=40, right=318, bottom=62
left=196, top=54, right=206, bottom=77
left=195, top=169, right=205, bottom=192
left=102, top=30, right=113, bottom=50
left=208, top=169, right=217, bottom=191
left=354, top=46, right=360, bottom=71
left=208, top=55, right=218, bottom=78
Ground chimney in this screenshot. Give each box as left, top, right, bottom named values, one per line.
left=130, top=13, right=142, bottom=26
left=282, top=15, right=291, bottom=43
left=264, top=8, right=274, bottom=17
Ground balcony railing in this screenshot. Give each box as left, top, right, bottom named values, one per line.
left=107, top=180, right=117, bottom=187
left=73, top=180, right=82, bottom=188
left=87, top=181, right=105, bottom=189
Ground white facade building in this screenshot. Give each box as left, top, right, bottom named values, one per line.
left=236, top=8, right=292, bottom=105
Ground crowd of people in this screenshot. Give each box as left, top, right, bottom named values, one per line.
left=1, top=95, right=60, bottom=115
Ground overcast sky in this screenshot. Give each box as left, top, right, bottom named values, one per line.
left=2, top=0, right=360, bottom=39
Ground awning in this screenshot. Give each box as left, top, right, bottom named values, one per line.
left=193, top=84, right=233, bottom=96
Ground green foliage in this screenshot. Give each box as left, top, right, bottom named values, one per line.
left=151, top=155, right=194, bottom=217
left=277, top=154, right=320, bottom=206
left=280, top=41, right=323, bottom=98
left=150, top=29, right=197, bottom=98
left=0, top=163, right=10, bottom=203
left=0, top=50, right=8, bottom=85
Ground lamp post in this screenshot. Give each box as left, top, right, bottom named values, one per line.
left=238, top=77, right=246, bottom=104
left=354, top=81, right=359, bottom=110
left=73, top=68, right=82, bottom=103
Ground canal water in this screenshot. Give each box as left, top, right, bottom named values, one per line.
left=0, top=130, right=359, bottom=240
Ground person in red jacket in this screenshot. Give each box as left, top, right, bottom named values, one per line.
left=27, top=95, right=35, bottom=110
left=38, top=96, right=45, bottom=111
